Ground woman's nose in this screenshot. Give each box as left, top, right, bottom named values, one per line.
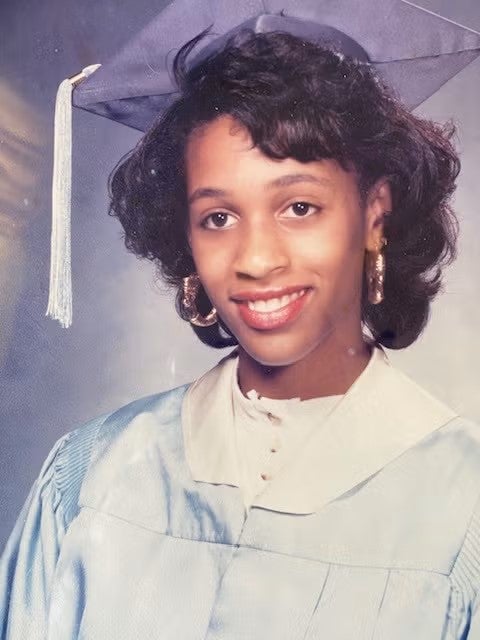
left=232, top=221, right=290, bottom=279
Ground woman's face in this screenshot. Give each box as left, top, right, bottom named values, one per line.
left=186, top=115, right=389, bottom=366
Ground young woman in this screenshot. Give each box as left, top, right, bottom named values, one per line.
left=1, top=11, right=480, bottom=640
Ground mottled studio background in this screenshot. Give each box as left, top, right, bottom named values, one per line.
left=0, top=0, right=479, bottom=549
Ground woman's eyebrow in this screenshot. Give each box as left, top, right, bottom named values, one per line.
left=267, top=173, right=333, bottom=190
left=188, top=173, right=332, bottom=205
left=188, top=187, right=227, bottom=205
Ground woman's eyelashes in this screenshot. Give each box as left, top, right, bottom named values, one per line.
left=282, top=201, right=320, bottom=219
left=198, top=201, right=321, bottom=230
left=200, top=211, right=236, bottom=229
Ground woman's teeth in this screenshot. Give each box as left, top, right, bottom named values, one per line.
left=247, top=289, right=307, bottom=312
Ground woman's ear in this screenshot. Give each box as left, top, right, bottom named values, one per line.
left=364, top=177, right=392, bottom=251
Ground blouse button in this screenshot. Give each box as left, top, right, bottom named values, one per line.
left=260, top=472, right=272, bottom=481
left=267, top=412, right=280, bottom=424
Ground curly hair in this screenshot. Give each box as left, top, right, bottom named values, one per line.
left=108, top=27, right=460, bottom=350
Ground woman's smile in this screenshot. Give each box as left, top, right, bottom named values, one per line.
left=232, top=287, right=312, bottom=331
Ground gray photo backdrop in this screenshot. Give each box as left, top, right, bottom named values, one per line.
left=1, top=0, right=479, bottom=549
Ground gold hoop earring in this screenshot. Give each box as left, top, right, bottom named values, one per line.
left=181, top=274, right=218, bottom=327
left=366, top=238, right=387, bottom=305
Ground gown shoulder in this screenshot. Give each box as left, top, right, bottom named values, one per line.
left=0, top=384, right=188, bottom=639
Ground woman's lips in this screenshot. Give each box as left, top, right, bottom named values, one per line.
left=236, top=288, right=311, bottom=330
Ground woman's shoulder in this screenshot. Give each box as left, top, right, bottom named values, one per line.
left=47, top=382, right=191, bottom=528
left=442, top=418, right=480, bottom=608
left=421, top=409, right=480, bottom=460
left=382, top=353, right=480, bottom=479
left=393, top=410, right=480, bottom=514
left=438, top=413, right=480, bottom=451
left=0, top=382, right=194, bottom=636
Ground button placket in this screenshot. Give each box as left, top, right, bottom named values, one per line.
left=238, top=390, right=294, bottom=491
left=257, top=418, right=285, bottom=482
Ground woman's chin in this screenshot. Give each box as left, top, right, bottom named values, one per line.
left=236, top=335, right=327, bottom=369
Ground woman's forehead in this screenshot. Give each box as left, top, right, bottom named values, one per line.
left=185, top=115, right=345, bottom=187
left=186, top=115, right=252, bottom=154
left=186, top=120, right=354, bottom=204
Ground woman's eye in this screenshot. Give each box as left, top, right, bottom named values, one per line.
left=200, top=211, right=236, bottom=229
left=283, top=201, right=318, bottom=218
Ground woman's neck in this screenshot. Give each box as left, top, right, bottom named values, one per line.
left=236, top=335, right=372, bottom=401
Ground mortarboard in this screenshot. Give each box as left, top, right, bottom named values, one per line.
left=47, top=0, right=480, bottom=328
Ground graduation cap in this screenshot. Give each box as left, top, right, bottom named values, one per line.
left=47, top=0, right=480, bottom=328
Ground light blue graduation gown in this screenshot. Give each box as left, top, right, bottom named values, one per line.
left=2, top=347, right=480, bottom=639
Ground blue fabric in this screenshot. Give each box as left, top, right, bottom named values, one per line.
left=2, top=384, right=480, bottom=639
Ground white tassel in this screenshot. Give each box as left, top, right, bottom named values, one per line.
left=46, top=63, right=101, bottom=328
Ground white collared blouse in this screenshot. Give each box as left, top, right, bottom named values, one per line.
left=218, top=353, right=343, bottom=511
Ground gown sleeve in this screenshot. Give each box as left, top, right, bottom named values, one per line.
left=449, top=494, right=480, bottom=639
left=0, top=415, right=105, bottom=640
left=466, top=517, right=480, bottom=639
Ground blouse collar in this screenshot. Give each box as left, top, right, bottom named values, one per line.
left=182, top=345, right=457, bottom=514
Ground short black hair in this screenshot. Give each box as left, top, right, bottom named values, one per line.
left=109, top=27, right=460, bottom=350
